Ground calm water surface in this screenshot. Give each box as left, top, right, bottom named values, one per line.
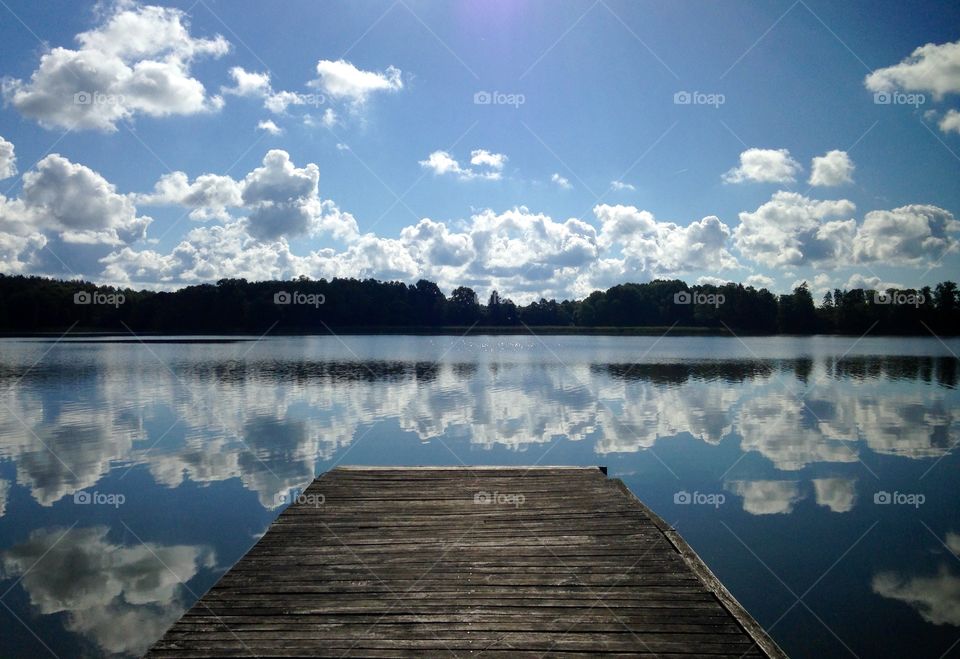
left=0, top=335, right=958, bottom=657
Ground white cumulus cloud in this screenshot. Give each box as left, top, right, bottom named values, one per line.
left=696, top=276, right=732, bottom=286
left=222, top=67, right=324, bottom=115
left=222, top=66, right=271, bottom=97
left=309, top=59, right=402, bottom=106
left=256, top=119, right=282, bottom=135
left=865, top=39, right=960, bottom=100
left=0, top=131, right=952, bottom=303
left=723, top=148, right=802, bottom=184
left=744, top=273, right=775, bottom=289
left=0, top=136, right=16, bottom=180
left=939, top=109, right=960, bottom=134
left=19, top=154, right=151, bottom=244
left=735, top=191, right=958, bottom=270
left=733, top=191, right=857, bottom=267
left=595, top=204, right=740, bottom=274
left=842, top=273, right=903, bottom=292
left=3, top=4, right=229, bottom=131
left=241, top=150, right=332, bottom=241
left=469, top=149, right=507, bottom=170
left=136, top=170, right=243, bottom=222
left=419, top=149, right=506, bottom=181
left=809, top=150, right=854, bottom=186
left=135, top=150, right=359, bottom=241
left=853, top=205, right=959, bottom=266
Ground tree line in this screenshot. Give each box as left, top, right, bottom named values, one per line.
left=0, top=273, right=956, bottom=335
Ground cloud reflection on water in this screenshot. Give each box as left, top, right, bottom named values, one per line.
left=0, top=354, right=957, bottom=513
left=0, top=526, right=214, bottom=656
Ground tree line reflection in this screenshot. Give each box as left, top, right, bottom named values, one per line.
left=599, top=356, right=957, bottom=388
left=2, top=354, right=955, bottom=387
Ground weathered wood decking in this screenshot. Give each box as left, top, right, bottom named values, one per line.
left=148, top=467, right=786, bottom=657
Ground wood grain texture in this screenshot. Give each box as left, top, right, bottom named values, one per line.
left=147, top=466, right=787, bottom=658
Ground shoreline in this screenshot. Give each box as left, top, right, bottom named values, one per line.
left=2, top=326, right=957, bottom=338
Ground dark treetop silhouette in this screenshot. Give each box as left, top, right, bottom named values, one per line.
left=0, top=274, right=956, bottom=335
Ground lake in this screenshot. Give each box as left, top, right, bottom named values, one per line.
left=0, top=334, right=958, bottom=657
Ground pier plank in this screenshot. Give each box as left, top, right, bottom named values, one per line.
left=147, top=467, right=786, bottom=657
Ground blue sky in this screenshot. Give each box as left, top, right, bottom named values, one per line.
left=0, top=0, right=958, bottom=301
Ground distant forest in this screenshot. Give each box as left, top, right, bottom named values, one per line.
left=0, top=274, right=957, bottom=335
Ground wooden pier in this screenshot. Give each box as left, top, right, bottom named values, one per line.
left=148, top=466, right=786, bottom=657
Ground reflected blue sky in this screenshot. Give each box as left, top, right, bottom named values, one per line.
left=0, top=335, right=958, bottom=657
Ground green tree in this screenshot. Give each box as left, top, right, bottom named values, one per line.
left=447, top=286, right=481, bottom=325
